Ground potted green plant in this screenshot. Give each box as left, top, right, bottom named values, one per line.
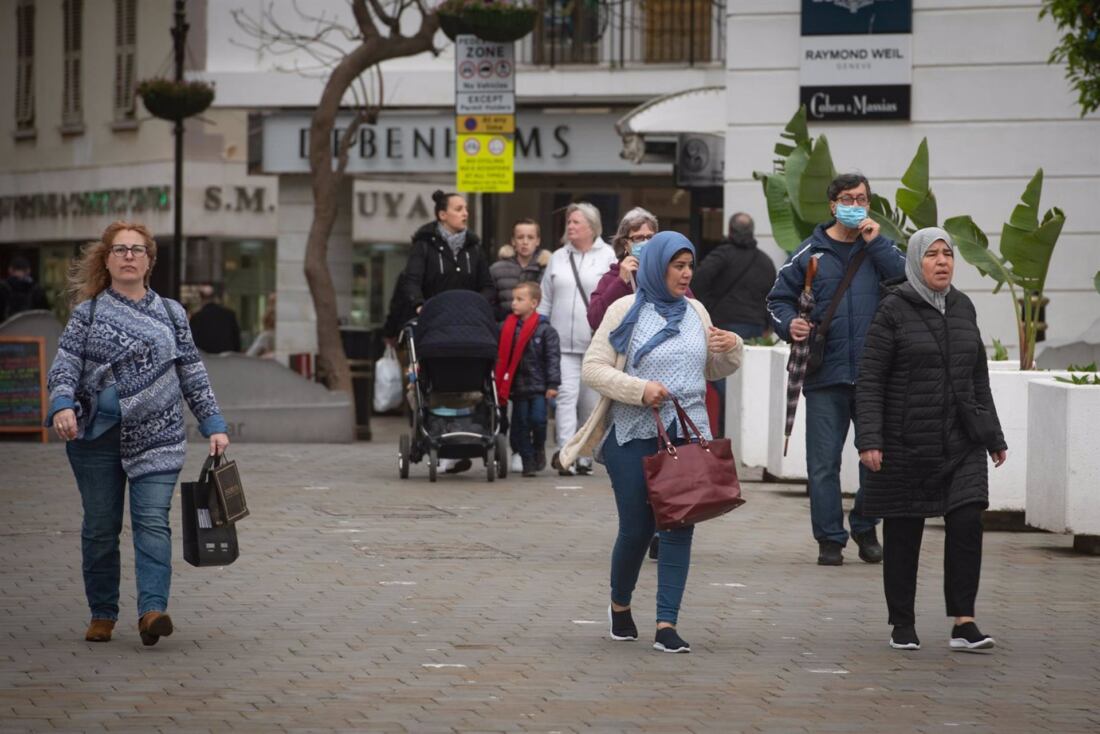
left=137, top=79, right=215, bottom=122
left=437, top=0, right=537, bottom=43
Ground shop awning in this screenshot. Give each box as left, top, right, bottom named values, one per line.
left=616, top=86, right=726, bottom=163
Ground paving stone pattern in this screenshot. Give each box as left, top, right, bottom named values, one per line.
left=2, top=417, right=1098, bottom=733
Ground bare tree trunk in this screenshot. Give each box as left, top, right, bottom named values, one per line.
left=304, top=18, right=438, bottom=393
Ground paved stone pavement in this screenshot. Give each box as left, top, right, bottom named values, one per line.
left=2, top=416, right=1099, bottom=733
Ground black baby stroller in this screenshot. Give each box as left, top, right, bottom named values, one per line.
left=397, top=290, right=509, bottom=482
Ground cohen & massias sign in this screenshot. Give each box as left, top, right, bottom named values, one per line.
left=800, top=0, right=912, bottom=122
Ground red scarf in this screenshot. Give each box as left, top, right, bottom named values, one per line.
left=495, top=313, right=540, bottom=404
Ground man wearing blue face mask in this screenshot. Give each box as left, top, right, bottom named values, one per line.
left=766, top=173, right=906, bottom=567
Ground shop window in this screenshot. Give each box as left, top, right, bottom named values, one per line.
left=351, top=243, right=408, bottom=329
left=61, top=0, right=83, bottom=133
left=15, top=0, right=35, bottom=136
left=113, top=0, right=136, bottom=125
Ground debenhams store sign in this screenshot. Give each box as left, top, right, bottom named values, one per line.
left=260, top=111, right=660, bottom=175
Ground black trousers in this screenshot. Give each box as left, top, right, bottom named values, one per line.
left=882, top=503, right=983, bottom=627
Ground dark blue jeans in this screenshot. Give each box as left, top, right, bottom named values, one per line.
left=805, top=384, right=877, bottom=545
left=509, top=395, right=547, bottom=463
left=66, top=425, right=179, bottom=621
left=604, top=425, right=694, bottom=625
left=711, top=323, right=765, bottom=438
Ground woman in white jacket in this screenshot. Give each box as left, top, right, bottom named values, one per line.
left=540, top=202, right=617, bottom=475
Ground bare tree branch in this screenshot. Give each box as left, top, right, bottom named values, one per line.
left=351, top=0, right=381, bottom=41
left=367, top=0, right=401, bottom=34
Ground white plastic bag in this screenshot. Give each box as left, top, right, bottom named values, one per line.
left=372, top=345, right=403, bottom=413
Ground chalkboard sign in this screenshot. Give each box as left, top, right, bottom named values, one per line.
left=0, top=336, right=48, bottom=442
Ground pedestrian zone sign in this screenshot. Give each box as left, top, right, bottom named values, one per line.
left=456, top=134, right=514, bottom=193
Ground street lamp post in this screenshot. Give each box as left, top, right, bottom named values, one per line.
left=170, top=0, right=187, bottom=301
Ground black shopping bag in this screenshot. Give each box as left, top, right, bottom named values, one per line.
left=181, top=454, right=240, bottom=567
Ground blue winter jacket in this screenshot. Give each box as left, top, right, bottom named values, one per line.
left=766, top=223, right=905, bottom=392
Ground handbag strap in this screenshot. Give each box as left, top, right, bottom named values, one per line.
left=651, top=397, right=709, bottom=454
left=816, top=249, right=868, bottom=336
left=567, top=252, right=589, bottom=308
left=199, top=452, right=223, bottom=483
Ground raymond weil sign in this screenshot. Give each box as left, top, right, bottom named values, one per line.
left=260, top=111, right=666, bottom=175
left=800, top=0, right=912, bottom=121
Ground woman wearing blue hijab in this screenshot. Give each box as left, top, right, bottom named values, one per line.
left=559, top=231, right=744, bottom=653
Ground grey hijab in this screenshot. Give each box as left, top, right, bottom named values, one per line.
left=906, top=227, right=953, bottom=314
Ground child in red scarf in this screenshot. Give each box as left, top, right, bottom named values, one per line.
left=495, top=282, right=561, bottom=476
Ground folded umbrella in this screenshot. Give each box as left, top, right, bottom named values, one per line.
left=784, top=255, right=819, bottom=456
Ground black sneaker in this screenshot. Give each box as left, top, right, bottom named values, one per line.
left=853, top=528, right=883, bottom=564
left=444, top=458, right=473, bottom=474
left=576, top=457, right=593, bottom=475
left=521, top=458, right=536, bottom=478
left=551, top=451, right=574, bottom=476
left=817, top=540, right=844, bottom=566
left=608, top=605, right=638, bottom=641
left=890, top=625, right=921, bottom=650
left=648, top=535, right=660, bottom=560
left=653, top=627, right=690, bottom=653
left=950, top=622, right=995, bottom=651
left=535, top=448, right=547, bottom=472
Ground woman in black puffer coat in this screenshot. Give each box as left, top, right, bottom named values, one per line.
left=856, top=227, right=1007, bottom=654
left=404, top=190, right=495, bottom=312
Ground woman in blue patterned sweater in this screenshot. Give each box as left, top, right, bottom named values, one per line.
left=47, top=221, right=229, bottom=646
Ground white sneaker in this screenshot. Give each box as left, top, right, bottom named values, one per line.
left=511, top=453, right=523, bottom=473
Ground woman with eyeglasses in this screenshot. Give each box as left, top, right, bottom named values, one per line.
left=587, top=207, right=668, bottom=330
left=47, top=220, right=229, bottom=647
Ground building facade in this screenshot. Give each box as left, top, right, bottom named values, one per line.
left=0, top=0, right=277, bottom=346
left=723, top=0, right=1100, bottom=352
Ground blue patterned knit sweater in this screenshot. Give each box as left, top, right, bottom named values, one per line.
left=47, top=288, right=226, bottom=480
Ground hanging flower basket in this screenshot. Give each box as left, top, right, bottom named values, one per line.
left=437, top=1, right=537, bottom=43
left=137, top=79, right=215, bottom=122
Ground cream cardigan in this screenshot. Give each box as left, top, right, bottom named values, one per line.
left=559, top=294, right=744, bottom=469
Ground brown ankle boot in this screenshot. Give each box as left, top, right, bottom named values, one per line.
left=138, top=612, right=174, bottom=646
left=84, top=618, right=115, bottom=642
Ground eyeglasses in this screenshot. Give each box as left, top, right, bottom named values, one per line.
left=628, top=233, right=653, bottom=245
left=110, top=245, right=148, bottom=257
left=836, top=195, right=870, bottom=206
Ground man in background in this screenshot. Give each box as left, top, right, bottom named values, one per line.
left=0, top=256, right=50, bottom=321
left=189, top=284, right=242, bottom=354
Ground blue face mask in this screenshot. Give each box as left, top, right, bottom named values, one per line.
left=630, top=242, right=647, bottom=258
left=835, top=205, right=868, bottom=229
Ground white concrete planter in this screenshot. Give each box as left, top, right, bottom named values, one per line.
left=764, top=347, right=860, bottom=489
left=725, top=345, right=781, bottom=468
left=1025, top=379, right=1100, bottom=536
left=987, top=368, right=1070, bottom=511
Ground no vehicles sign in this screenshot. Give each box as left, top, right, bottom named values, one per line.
left=455, top=36, right=515, bottom=94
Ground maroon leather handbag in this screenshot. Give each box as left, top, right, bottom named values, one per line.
left=644, top=398, right=745, bottom=530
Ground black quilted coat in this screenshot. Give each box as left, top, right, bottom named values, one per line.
left=855, top=280, right=1007, bottom=518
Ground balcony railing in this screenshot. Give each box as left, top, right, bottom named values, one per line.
left=516, top=0, right=725, bottom=68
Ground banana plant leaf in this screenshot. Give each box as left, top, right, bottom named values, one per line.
left=1094, top=270, right=1100, bottom=295
left=755, top=172, right=816, bottom=252
left=786, top=136, right=835, bottom=225
left=895, top=138, right=938, bottom=229
left=774, top=106, right=811, bottom=159
left=1000, top=207, right=1065, bottom=293
left=869, top=194, right=908, bottom=246
left=945, top=215, right=1013, bottom=294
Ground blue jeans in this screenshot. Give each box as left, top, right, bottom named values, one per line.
left=805, top=384, right=877, bottom=545
left=710, top=323, right=765, bottom=438
left=509, top=395, right=547, bottom=463
left=66, top=425, right=179, bottom=621
left=604, top=425, right=694, bottom=625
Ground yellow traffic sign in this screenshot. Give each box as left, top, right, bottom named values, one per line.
left=456, top=133, right=514, bottom=193
left=456, top=114, right=516, bottom=134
